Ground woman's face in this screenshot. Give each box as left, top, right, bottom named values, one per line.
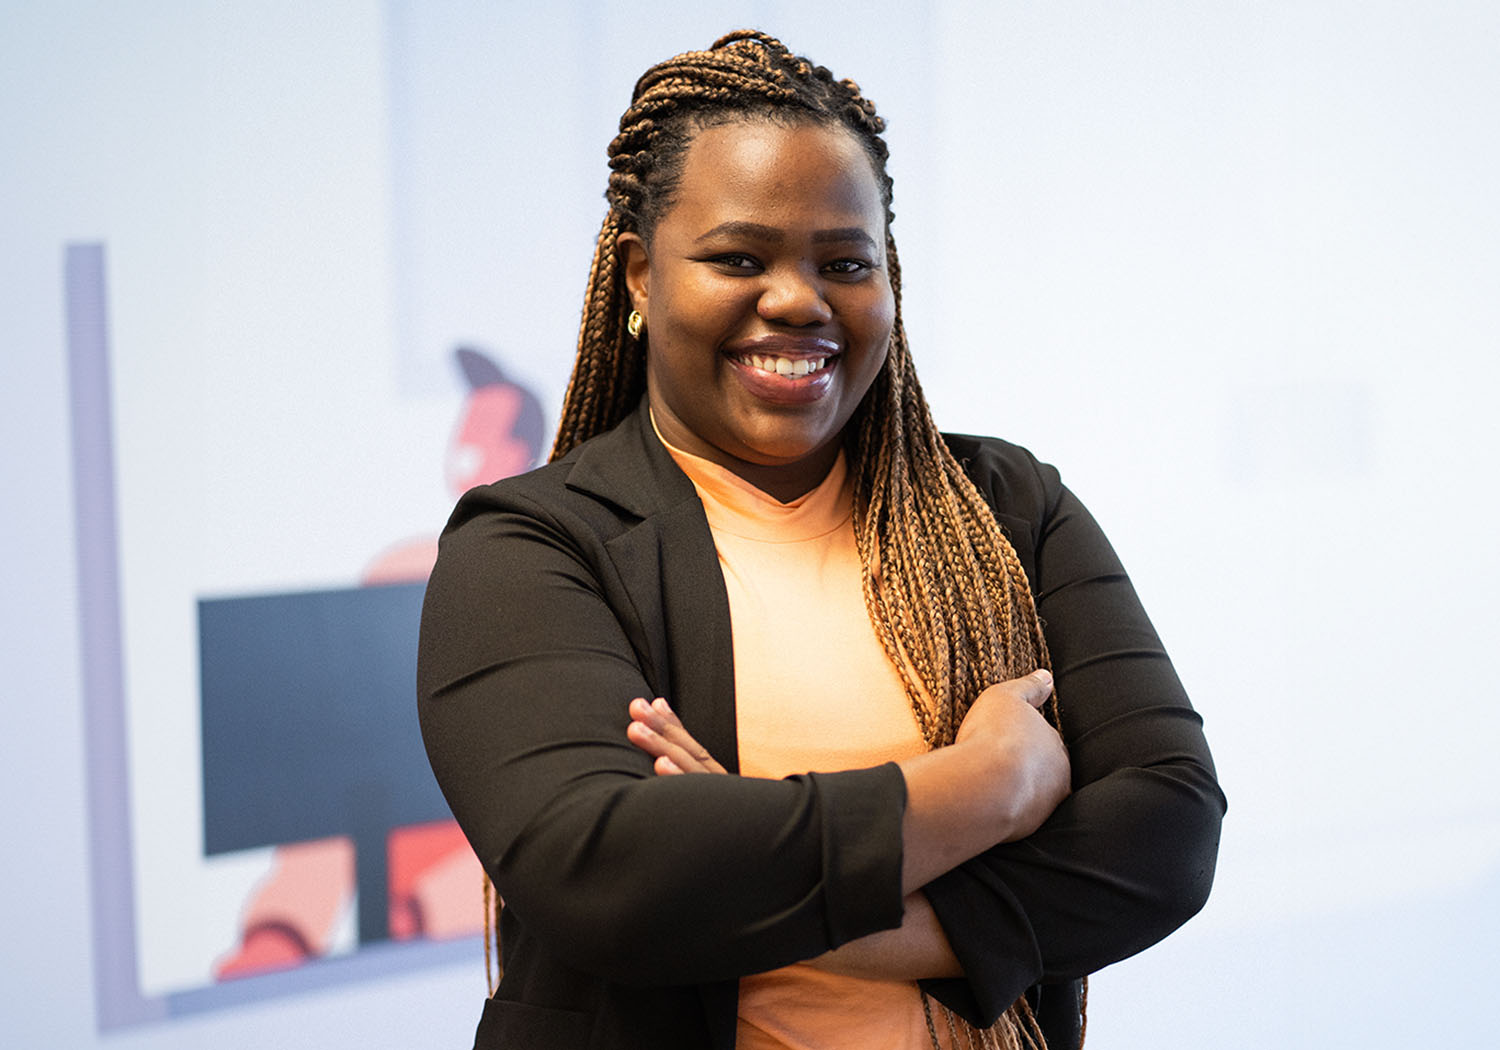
left=622, top=120, right=895, bottom=501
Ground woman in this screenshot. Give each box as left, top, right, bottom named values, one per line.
left=418, top=30, right=1224, bottom=1050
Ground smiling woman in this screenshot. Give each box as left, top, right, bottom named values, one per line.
left=622, top=122, right=894, bottom=501
left=417, top=30, right=1224, bottom=1050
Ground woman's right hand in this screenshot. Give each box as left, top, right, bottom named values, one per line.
left=625, top=697, right=727, bottom=776
left=896, top=669, right=1071, bottom=892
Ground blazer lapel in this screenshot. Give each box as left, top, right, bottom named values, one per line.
left=564, top=401, right=740, bottom=773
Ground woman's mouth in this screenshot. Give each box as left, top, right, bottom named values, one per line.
left=724, top=343, right=840, bottom=404
left=733, top=353, right=831, bottom=378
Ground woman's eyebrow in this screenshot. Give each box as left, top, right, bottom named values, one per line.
left=695, top=221, right=876, bottom=248
left=812, top=227, right=878, bottom=248
left=695, top=220, right=776, bottom=242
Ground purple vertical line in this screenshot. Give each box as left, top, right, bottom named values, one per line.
left=66, top=243, right=166, bottom=1028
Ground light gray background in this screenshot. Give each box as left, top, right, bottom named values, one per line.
left=3, top=1, right=1497, bottom=1045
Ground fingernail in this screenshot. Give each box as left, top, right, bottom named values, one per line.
left=653, top=697, right=672, bottom=714
left=1033, top=669, right=1053, bottom=684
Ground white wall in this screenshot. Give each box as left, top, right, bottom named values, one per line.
left=2, top=1, right=1496, bottom=1045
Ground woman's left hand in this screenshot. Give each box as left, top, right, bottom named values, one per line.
left=626, top=698, right=727, bottom=775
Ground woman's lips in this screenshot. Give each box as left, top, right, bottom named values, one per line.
left=724, top=342, right=840, bottom=404
left=720, top=336, right=840, bottom=402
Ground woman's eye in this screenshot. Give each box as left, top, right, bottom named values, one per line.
left=824, top=258, right=871, bottom=276
left=709, top=253, right=760, bottom=271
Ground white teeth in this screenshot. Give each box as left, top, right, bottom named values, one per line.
left=743, top=354, right=828, bottom=377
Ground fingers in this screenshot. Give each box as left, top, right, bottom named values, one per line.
left=626, top=697, right=727, bottom=775
left=979, top=669, right=1053, bottom=711
left=1017, top=668, right=1054, bottom=710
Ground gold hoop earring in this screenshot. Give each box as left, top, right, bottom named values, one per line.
left=627, top=310, right=644, bottom=339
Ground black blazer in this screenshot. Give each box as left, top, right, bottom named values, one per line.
left=418, top=400, right=1225, bottom=1049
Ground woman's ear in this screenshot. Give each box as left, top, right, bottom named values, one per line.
left=619, top=232, right=650, bottom=315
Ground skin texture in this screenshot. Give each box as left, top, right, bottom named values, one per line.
left=620, top=121, right=895, bottom=503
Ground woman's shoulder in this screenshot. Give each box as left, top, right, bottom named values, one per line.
left=430, top=455, right=639, bottom=585
left=940, top=431, right=1065, bottom=525
left=441, top=412, right=688, bottom=545
left=448, top=458, right=579, bottom=525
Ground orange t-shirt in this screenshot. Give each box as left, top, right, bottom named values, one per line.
left=659, top=431, right=954, bottom=1050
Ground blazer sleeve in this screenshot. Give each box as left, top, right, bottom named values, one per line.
left=417, top=481, right=906, bottom=987
left=920, top=442, right=1226, bottom=1025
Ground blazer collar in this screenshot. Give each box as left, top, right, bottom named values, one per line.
left=563, top=398, right=698, bottom=520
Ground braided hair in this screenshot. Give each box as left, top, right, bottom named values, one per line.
left=540, top=30, right=1067, bottom=1049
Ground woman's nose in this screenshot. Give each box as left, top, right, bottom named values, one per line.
left=757, top=265, right=833, bottom=326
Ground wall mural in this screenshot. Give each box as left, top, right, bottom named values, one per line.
left=72, top=240, right=547, bottom=1024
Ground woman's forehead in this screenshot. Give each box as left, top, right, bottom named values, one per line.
left=668, top=121, right=885, bottom=233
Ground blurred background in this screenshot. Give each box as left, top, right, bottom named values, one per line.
left=2, top=1, right=1497, bottom=1046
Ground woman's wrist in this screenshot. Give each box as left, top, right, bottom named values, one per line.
left=897, top=671, right=1070, bottom=893
left=897, top=740, right=1019, bottom=893
left=806, top=891, right=962, bottom=980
